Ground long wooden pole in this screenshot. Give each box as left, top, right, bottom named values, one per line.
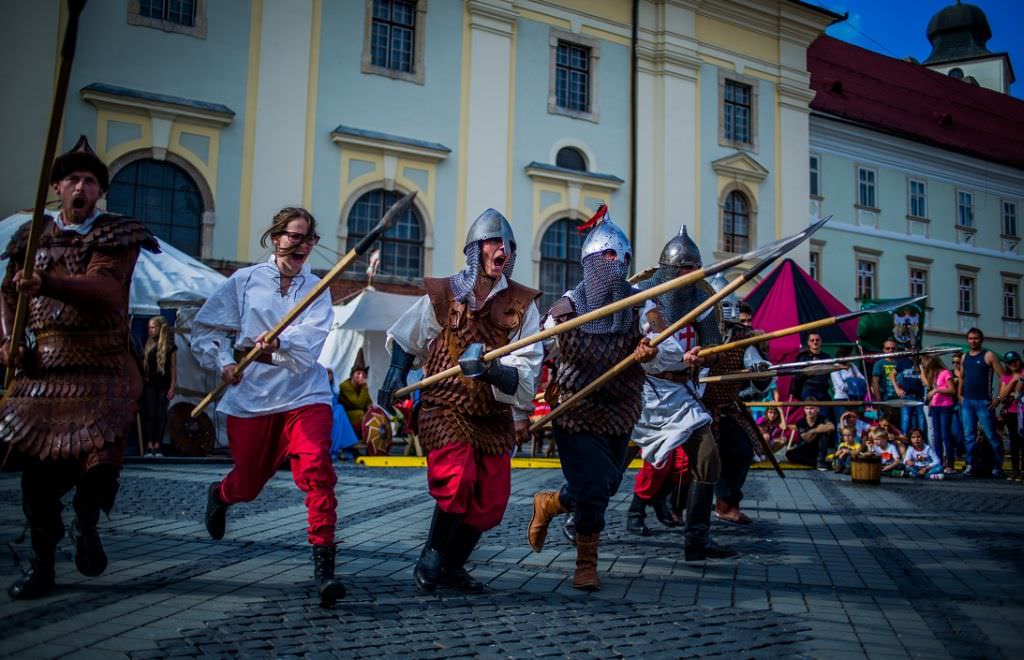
left=746, top=399, right=922, bottom=408
left=5, top=0, right=87, bottom=390
left=191, top=191, right=416, bottom=417
left=529, top=253, right=776, bottom=432
left=396, top=216, right=830, bottom=399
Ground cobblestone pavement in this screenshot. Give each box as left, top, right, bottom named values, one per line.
left=1, top=464, right=1022, bottom=658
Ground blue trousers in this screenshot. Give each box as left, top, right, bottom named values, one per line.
left=900, top=402, right=926, bottom=436
left=961, top=398, right=1002, bottom=468
left=928, top=406, right=955, bottom=467
left=555, top=428, right=629, bottom=536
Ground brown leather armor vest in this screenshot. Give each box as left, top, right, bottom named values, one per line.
left=703, top=324, right=762, bottom=449
left=546, top=297, right=644, bottom=437
left=0, top=214, right=158, bottom=464
left=416, top=276, right=540, bottom=455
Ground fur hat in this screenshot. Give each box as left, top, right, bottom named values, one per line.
left=51, top=135, right=109, bottom=191
left=350, top=348, right=368, bottom=377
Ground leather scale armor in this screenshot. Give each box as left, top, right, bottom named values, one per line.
left=546, top=297, right=645, bottom=437
left=0, top=214, right=158, bottom=464
left=702, top=323, right=762, bottom=448
left=417, top=277, right=540, bottom=455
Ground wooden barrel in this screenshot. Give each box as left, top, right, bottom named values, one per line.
left=851, top=454, right=881, bottom=485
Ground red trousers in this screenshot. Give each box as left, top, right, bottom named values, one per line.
left=220, top=404, right=337, bottom=546
left=633, top=446, right=689, bottom=501
left=426, top=442, right=510, bottom=532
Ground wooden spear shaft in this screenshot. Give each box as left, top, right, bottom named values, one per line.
left=529, top=257, right=768, bottom=432
left=191, top=191, right=416, bottom=418
left=5, top=0, right=87, bottom=390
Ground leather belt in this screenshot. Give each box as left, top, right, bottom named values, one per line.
left=651, top=370, right=693, bottom=384
left=233, top=347, right=275, bottom=365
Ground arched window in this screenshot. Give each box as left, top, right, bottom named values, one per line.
left=107, top=159, right=204, bottom=256
left=722, top=190, right=751, bottom=253
left=538, top=218, right=588, bottom=312
left=555, top=146, right=587, bottom=172
left=346, top=189, right=423, bottom=279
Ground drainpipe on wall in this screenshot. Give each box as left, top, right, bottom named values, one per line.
left=629, top=0, right=639, bottom=271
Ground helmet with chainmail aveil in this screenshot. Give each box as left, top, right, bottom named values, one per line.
left=569, top=205, right=635, bottom=334
left=450, top=208, right=517, bottom=307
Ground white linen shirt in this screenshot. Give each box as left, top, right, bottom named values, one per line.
left=190, top=256, right=333, bottom=417
left=387, top=275, right=542, bottom=421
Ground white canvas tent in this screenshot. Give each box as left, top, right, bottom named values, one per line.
left=318, top=288, right=421, bottom=395
left=0, top=211, right=226, bottom=315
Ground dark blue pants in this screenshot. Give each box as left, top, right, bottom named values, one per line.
left=554, top=428, right=629, bottom=536
left=929, top=405, right=955, bottom=468
left=715, top=416, right=754, bottom=507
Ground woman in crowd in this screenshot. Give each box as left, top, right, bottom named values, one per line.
left=757, top=406, right=791, bottom=453
left=903, top=428, right=942, bottom=479
left=140, top=316, right=176, bottom=457
left=998, top=351, right=1023, bottom=481
left=920, top=354, right=957, bottom=474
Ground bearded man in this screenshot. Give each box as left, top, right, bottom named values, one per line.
left=0, top=136, right=158, bottom=599
left=379, top=209, right=541, bottom=594
left=526, top=209, right=657, bottom=591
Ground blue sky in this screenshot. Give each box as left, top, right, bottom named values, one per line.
left=814, top=0, right=1023, bottom=98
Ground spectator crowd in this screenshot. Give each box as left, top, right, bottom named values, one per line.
left=756, top=327, right=1022, bottom=482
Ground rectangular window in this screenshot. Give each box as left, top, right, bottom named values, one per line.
left=809, top=155, right=821, bottom=197
left=957, top=190, right=975, bottom=228
left=370, top=0, right=416, bottom=73
left=724, top=81, right=752, bottom=144
left=809, top=250, right=820, bottom=282
left=1004, top=201, right=1019, bottom=237
left=858, top=167, right=877, bottom=209
left=909, top=267, right=928, bottom=298
left=959, top=275, right=975, bottom=314
left=139, top=0, right=196, bottom=26
left=1005, top=282, right=1019, bottom=319
left=857, top=259, right=876, bottom=300
left=555, top=41, right=591, bottom=112
left=908, top=179, right=927, bottom=218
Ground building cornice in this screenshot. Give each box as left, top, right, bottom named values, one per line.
left=330, top=126, right=450, bottom=162
left=81, top=83, right=234, bottom=126
left=524, top=162, right=623, bottom=191
left=822, top=221, right=1024, bottom=264
left=810, top=113, right=1024, bottom=196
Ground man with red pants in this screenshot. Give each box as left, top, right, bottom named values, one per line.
left=191, top=207, right=345, bottom=608
left=627, top=447, right=689, bottom=535
left=379, top=209, right=541, bottom=594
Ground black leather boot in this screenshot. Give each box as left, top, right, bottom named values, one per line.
left=205, top=482, right=228, bottom=540
left=440, top=524, right=484, bottom=593
left=72, top=465, right=118, bottom=577
left=8, top=526, right=61, bottom=600
left=626, top=494, right=652, bottom=536
left=651, top=494, right=680, bottom=528
left=684, top=481, right=737, bottom=561
left=312, top=544, right=346, bottom=608
left=415, top=506, right=459, bottom=594
left=70, top=518, right=107, bottom=577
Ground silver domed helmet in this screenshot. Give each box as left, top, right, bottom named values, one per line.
left=580, top=205, right=631, bottom=266
left=709, top=271, right=740, bottom=322
left=450, top=208, right=517, bottom=307
left=659, top=224, right=702, bottom=269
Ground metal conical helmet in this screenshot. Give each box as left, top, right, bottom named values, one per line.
left=580, top=207, right=631, bottom=266
left=709, top=272, right=740, bottom=321
left=659, top=224, right=702, bottom=269
left=464, top=208, right=516, bottom=257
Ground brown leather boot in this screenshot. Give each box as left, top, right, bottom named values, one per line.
left=573, top=532, right=600, bottom=591
left=527, top=490, right=567, bottom=552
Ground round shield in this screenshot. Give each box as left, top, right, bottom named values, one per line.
left=362, top=405, right=393, bottom=456
left=168, top=402, right=215, bottom=457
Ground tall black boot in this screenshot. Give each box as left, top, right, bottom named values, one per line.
left=626, top=494, right=652, bottom=536
left=8, top=523, right=62, bottom=600
left=684, top=481, right=737, bottom=561
left=71, top=466, right=118, bottom=577
left=440, top=524, right=484, bottom=593
left=312, top=544, right=346, bottom=608
left=415, top=506, right=460, bottom=594
left=651, top=494, right=680, bottom=528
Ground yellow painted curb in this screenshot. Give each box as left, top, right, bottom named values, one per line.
left=355, top=456, right=811, bottom=470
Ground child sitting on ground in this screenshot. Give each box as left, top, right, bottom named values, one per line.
left=903, top=428, right=942, bottom=479
left=871, top=427, right=904, bottom=476
left=832, top=428, right=860, bottom=474
left=758, top=406, right=792, bottom=453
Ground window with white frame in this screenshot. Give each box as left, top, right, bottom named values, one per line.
left=857, top=258, right=876, bottom=300
left=721, top=190, right=751, bottom=253
left=548, top=30, right=599, bottom=121
left=909, top=266, right=928, bottom=298
left=1004, top=201, right=1019, bottom=237
left=908, top=179, right=927, bottom=218
left=809, top=155, right=821, bottom=198
left=957, top=190, right=975, bottom=228
left=539, top=219, right=587, bottom=312
left=857, top=167, right=877, bottom=209
left=128, top=0, right=206, bottom=38
left=361, top=0, right=425, bottom=84
left=1004, top=280, right=1020, bottom=319
left=724, top=81, right=753, bottom=145
left=958, top=274, right=976, bottom=314
left=809, top=249, right=820, bottom=282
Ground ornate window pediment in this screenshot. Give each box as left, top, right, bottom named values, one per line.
left=710, top=153, right=769, bottom=184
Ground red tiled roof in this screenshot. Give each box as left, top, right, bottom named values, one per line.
left=807, top=35, right=1024, bottom=170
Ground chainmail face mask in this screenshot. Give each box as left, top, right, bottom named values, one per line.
left=569, top=253, right=635, bottom=334
left=640, top=265, right=723, bottom=345
left=449, top=240, right=517, bottom=310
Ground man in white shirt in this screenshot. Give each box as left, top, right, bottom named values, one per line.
left=380, top=209, right=541, bottom=595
